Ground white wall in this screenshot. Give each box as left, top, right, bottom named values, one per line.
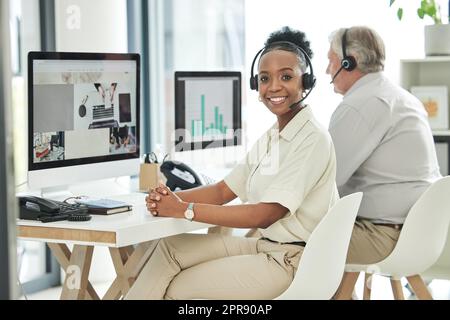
left=55, top=0, right=127, bottom=52
left=244, top=0, right=445, bottom=145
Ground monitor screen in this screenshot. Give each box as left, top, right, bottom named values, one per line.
left=27, top=52, right=140, bottom=191
left=174, top=71, right=242, bottom=152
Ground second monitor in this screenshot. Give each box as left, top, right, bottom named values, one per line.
left=174, top=71, right=242, bottom=152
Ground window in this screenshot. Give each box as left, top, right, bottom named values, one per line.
left=10, top=0, right=38, bottom=188
left=10, top=0, right=61, bottom=294
left=156, top=0, right=245, bottom=166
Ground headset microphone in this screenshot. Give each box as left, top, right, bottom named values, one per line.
left=288, top=81, right=316, bottom=109
left=330, top=65, right=344, bottom=84
left=288, top=99, right=303, bottom=110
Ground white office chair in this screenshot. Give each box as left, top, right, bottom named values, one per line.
left=276, top=192, right=362, bottom=300
left=342, top=176, right=450, bottom=300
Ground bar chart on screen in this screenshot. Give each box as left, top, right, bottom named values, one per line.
left=185, top=79, right=235, bottom=142
left=174, top=71, right=242, bottom=151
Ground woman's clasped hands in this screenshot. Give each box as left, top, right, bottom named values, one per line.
left=146, top=183, right=186, bottom=218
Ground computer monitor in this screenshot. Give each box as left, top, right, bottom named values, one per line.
left=174, top=71, right=242, bottom=152
left=27, top=51, right=140, bottom=192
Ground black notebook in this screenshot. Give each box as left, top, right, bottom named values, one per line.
left=75, top=198, right=132, bottom=215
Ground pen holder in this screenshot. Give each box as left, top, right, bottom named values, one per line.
left=139, top=163, right=161, bottom=192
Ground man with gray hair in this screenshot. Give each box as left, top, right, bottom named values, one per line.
left=326, top=26, right=441, bottom=285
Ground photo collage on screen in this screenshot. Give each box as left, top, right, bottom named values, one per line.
left=33, top=60, right=137, bottom=163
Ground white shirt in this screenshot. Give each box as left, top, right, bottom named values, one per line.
left=225, top=106, right=339, bottom=242
left=329, top=72, right=441, bottom=223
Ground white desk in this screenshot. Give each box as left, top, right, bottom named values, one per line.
left=17, top=192, right=212, bottom=300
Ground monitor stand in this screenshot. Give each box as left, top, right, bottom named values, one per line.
left=40, top=185, right=73, bottom=201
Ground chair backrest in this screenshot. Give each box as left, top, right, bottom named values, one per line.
left=276, top=192, right=362, bottom=300
left=377, top=176, right=450, bottom=277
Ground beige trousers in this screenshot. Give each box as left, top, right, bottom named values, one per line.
left=125, top=233, right=304, bottom=300
left=346, top=219, right=402, bottom=264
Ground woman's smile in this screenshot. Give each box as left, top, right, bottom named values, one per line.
left=267, top=96, right=288, bottom=105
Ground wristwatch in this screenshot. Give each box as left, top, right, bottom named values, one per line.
left=184, top=203, right=195, bottom=221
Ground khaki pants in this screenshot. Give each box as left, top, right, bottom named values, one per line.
left=125, top=233, right=303, bottom=300
left=346, top=219, right=402, bottom=265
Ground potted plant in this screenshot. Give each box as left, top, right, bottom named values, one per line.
left=390, top=0, right=450, bottom=56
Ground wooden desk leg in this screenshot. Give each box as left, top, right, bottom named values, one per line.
left=103, top=278, right=123, bottom=300
left=104, top=240, right=159, bottom=300
left=60, top=245, right=94, bottom=300
left=104, top=246, right=135, bottom=300
left=47, top=243, right=99, bottom=300
left=106, top=247, right=134, bottom=299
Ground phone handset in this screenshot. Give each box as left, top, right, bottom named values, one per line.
left=19, top=196, right=60, bottom=213
left=159, top=160, right=203, bottom=191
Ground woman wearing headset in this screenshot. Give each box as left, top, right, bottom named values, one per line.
left=125, top=26, right=339, bottom=300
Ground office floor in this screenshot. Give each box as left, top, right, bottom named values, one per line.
left=19, top=276, right=450, bottom=300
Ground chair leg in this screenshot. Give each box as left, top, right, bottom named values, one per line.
left=333, top=272, right=360, bottom=300
left=406, top=275, right=433, bottom=300
left=390, top=278, right=405, bottom=300
left=363, top=273, right=372, bottom=300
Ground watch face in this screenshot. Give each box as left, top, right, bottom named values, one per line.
left=185, top=209, right=194, bottom=220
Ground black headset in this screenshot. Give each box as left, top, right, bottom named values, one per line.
left=341, top=29, right=357, bottom=71
left=249, top=41, right=316, bottom=93
left=330, top=29, right=358, bottom=84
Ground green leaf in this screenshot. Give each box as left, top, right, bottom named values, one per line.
left=427, top=6, right=437, bottom=17
left=418, top=8, right=425, bottom=19
left=420, top=0, right=428, bottom=10
left=397, top=8, right=403, bottom=20
left=390, top=0, right=441, bottom=24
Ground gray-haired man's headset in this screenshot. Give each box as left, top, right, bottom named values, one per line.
left=330, top=29, right=357, bottom=84
left=250, top=41, right=316, bottom=109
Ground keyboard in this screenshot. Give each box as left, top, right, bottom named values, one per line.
left=93, top=104, right=114, bottom=120
left=89, top=119, right=119, bottom=129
